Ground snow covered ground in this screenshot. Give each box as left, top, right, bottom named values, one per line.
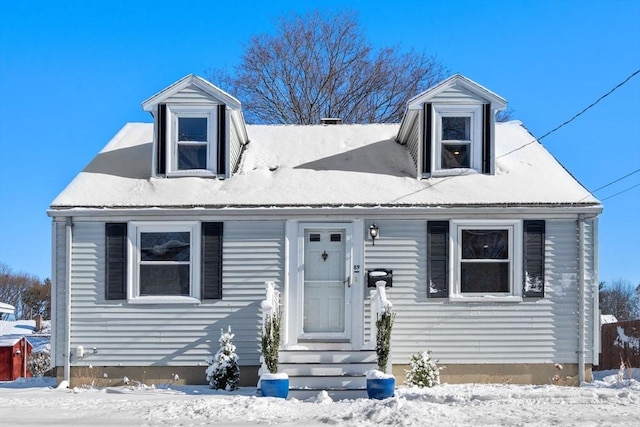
left=1, top=370, right=638, bottom=426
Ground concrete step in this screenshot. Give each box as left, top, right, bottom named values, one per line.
left=288, top=374, right=366, bottom=389
left=279, top=350, right=376, bottom=364
left=279, top=362, right=377, bottom=376
left=288, top=387, right=368, bottom=401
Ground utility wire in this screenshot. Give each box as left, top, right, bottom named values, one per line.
left=579, top=169, right=640, bottom=202
left=590, top=169, right=640, bottom=194
left=536, top=69, right=640, bottom=142
left=497, top=68, right=640, bottom=160
left=600, top=183, right=640, bottom=202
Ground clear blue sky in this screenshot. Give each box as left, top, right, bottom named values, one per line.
left=1, top=0, right=639, bottom=285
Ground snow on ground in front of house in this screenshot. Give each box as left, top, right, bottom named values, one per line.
left=1, top=370, right=638, bottom=426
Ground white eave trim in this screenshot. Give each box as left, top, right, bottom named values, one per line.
left=407, top=74, right=507, bottom=111
left=141, top=74, right=241, bottom=111
left=47, top=204, right=603, bottom=219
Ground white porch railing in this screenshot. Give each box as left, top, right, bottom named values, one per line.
left=368, top=283, right=393, bottom=346
left=261, top=280, right=280, bottom=328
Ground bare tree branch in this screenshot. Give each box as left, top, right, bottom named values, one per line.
left=213, top=10, right=446, bottom=124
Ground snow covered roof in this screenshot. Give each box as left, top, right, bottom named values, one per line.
left=0, top=320, right=36, bottom=347
left=601, top=314, right=618, bottom=325
left=0, top=302, right=15, bottom=315
left=49, top=121, right=600, bottom=210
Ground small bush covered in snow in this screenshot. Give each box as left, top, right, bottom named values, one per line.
left=206, top=326, right=240, bottom=391
left=27, top=346, right=51, bottom=377
left=405, top=351, right=440, bottom=388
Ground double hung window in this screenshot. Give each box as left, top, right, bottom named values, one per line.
left=166, top=105, right=218, bottom=175
left=129, top=222, right=201, bottom=302
left=432, top=105, right=482, bottom=175
left=427, top=220, right=546, bottom=302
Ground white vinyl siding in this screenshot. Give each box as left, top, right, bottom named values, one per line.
left=54, top=220, right=284, bottom=368
left=163, top=84, right=221, bottom=105
left=430, top=84, right=487, bottom=104
left=365, top=219, right=590, bottom=365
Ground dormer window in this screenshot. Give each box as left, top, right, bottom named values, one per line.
left=141, top=74, right=250, bottom=180
left=433, top=105, right=482, bottom=174
left=396, top=74, right=506, bottom=179
left=167, top=105, right=218, bottom=174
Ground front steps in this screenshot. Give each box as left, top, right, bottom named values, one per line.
left=278, top=349, right=377, bottom=400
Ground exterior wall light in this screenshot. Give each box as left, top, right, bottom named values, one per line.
left=369, top=224, right=379, bottom=245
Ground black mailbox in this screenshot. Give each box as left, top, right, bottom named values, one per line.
left=367, top=269, right=393, bottom=288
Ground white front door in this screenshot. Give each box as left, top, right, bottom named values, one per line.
left=300, top=226, right=351, bottom=341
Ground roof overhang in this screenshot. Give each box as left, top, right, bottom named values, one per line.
left=141, top=74, right=241, bottom=112
left=407, top=74, right=507, bottom=111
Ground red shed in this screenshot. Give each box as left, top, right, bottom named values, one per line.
left=0, top=336, right=33, bottom=381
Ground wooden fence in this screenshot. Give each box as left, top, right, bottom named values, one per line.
left=596, top=320, right=640, bottom=370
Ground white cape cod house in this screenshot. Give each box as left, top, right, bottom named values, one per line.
left=48, top=74, right=602, bottom=397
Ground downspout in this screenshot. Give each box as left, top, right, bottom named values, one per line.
left=64, top=217, right=73, bottom=385
left=578, top=214, right=586, bottom=383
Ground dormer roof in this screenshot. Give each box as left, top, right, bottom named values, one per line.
left=406, top=74, right=507, bottom=111
left=141, top=74, right=242, bottom=111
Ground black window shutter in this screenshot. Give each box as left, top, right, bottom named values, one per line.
left=217, top=105, right=226, bottom=176
left=523, top=220, right=545, bottom=298
left=482, top=103, right=491, bottom=174
left=202, top=222, right=223, bottom=299
left=423, top=103, right=432, bottom=175
left=157, top=104, right=167, bottom=175
left=105, top=223, right=127, bottom=300
left=427, top=221, right=449, bottom=298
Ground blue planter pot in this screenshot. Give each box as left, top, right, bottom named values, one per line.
left=367, top=377, right=395, bottom=399
left=260, top=377, right=289, bottom=398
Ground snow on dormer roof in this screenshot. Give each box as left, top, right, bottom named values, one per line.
left=141, top=74, right=241, bottom=111
left=406, top=74, right=507, bottom=110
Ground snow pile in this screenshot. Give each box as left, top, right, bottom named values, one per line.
left=0, top=371, right=639, bottom=426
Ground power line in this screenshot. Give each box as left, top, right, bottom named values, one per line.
left=590, top=169, right=640, bottom=194
left=600, top=183, right=640, bottom=202
left=536, top=69, right=640, bottom=142
left=578, top=168, right=640, bottom=202
left=497, top=68, right=640, bottom=159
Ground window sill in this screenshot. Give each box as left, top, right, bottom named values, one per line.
left=166, top=170, right=217, bottom=178
left=127, top=296, right=201, bottom=305
left=449, top=295, right=523, bottom=303
left=431, top=168, right=479, bottom=178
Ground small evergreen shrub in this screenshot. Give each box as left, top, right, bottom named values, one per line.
left=405, top=351, right=440, bottom=388
left=27, top=347, right=51, bottom=377
left=206, top=326, right=240, bottom=391
left=375, top=308, right=395, bottom=373
left=261, top=311, right=281, bottom=374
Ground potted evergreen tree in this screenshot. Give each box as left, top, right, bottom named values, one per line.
left=366, top=307, right=396, bottom=399
left=259, top=309, right=289, bottom=398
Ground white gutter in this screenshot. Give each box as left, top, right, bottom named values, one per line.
left=64, top=217, right=73, bottom=385
left=578, top=214, right=586, bottom=383
left=46, top=205, right=603, bottom=219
